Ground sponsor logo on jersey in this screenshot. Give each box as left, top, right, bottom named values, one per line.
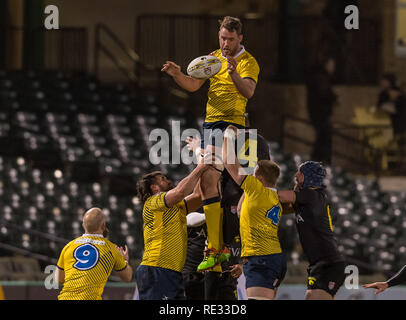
left=75, top=238, right=105, bottom=245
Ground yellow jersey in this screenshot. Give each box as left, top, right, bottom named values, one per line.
left=140, top=192, right=188, bottom=273
left=57, top=234, right=127, bottom=300
left=239, top=175, right=282, bottom=257
left=205, top=47, right=260, bottom=127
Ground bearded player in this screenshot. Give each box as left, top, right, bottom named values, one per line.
left=162, top=16, right=260, bottom=272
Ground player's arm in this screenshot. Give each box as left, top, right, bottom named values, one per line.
left=237, top=193, right=244, bottom=218
left=164, top=163, right=211, bottom=207
left=277, top=190, right=296, bottom=204
left=161, top=61, right=206, bottom=92
left=115, top=245, right=133, bottom=283
left=184, top=181, right=203, bottom=213
left=56, top=267, right=65, bottom=284
left=56, top=244, right=68, bottom=285
left=116, top=264, right=133, bottom=283
left=363, top=264, right=406, bottom=293
left=281, top=202, right=295, bottom=215
left=362, top=281, right=388, bottom=294
left=222, top=125, right=246, bottom=186
left=227, top=56, right=257, bottom=99
left=364, top=264, right=406, bottom=294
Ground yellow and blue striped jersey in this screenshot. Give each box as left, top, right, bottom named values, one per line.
left=206, top=48, right=260, bottom=127
left=140, top=192, right=188, bottom=272
left=239, top=175, right=282, bottom=257
left=57, top=234, right=127, bottom=300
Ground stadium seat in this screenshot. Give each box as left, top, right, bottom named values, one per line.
left=0, top=69, right=403, bottom=279
left=10, top=256, right=44, bottom=281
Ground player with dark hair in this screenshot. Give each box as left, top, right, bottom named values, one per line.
left=277, top=161, right=346, bottom=300
left=135, top=162, right=213, bottom=300
left=363, top=265, right=406, bottom=294
left=162, top=15, right=260, bottom=272
left=222, top=125, right=286, bottom=300
left=56, top=207, right=133, bottom=300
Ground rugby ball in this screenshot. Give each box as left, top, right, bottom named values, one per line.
left=187, top=55, right=222, bottom=79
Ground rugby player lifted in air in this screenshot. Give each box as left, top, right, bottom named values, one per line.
left=162, top=16, right=260, bottom=272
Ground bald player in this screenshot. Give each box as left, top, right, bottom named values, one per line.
left=56, top=207, right=133, bottom=300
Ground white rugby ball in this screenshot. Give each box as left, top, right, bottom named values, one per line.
left=187, top=55, right=222, bottom=79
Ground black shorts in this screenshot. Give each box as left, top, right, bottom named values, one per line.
left=183, top=271, right=205, bottom=300
left=204, top=271, right=238, bottom=300
left=307, top=260, right=346, bottom=297
left=182, top=270, right=238, bottom=300
left=201, top=121, right=245, bottom=149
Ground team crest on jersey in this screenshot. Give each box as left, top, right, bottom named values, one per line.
left=308, top=277, right=316, bottom=286
left=328, top=281, right=335, bottom=290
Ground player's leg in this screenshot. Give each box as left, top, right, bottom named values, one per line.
left=183, top=271, right=205, bottom=300
left=197, top=121, right=244, bottom=272
left=198, top=131, right=227, bottom=271
left=243, top=254, right=286, bottom=300
left=198, top=196, right=229, bottom=271
left=305, top=260, right=346, bottom=300
left=305, top=289, right=333, bottom=300
left=205, top=266, right=238, bottom=300
left=246, top=287, right=275, bottom=300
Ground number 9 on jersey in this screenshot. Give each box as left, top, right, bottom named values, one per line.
left=73, top=244, right=100, bottom=271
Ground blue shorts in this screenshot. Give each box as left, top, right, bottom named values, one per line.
left=243, top=253, right=287, bottom=290
left=201, top=121, right=245, bottom=149
left=136, top=265, right=185, bottom=300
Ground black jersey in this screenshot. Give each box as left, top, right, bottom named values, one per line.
left=388, top=265, right=406, bottom=287
left=293, top=187, right=344, bottom=265
left=183, top=224, right=207, bottom=273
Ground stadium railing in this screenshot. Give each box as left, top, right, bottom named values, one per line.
left=279, top=113, right=395, bottom=178
left=134, top=14, right=381, bottom=85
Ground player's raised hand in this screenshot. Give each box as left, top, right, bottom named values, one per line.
left=226, top=55, right=237, bottom=74
left=116, top=245, right=129, bottom=261
left=362, top=282, right=388, bottom=294
left=161, top=61, right=181, bottom=77
left=185, top=136, right=201, bottom=153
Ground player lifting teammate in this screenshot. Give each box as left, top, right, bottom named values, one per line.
left=162, top=16, right=260, bottom=272
left=135, top=161, right=214, bottom=299
left=182, top=131, right=271, bottom=300
left=222, top=125, right=286, bottom=300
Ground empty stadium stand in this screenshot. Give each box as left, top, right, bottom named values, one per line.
left=0, top=69, right=404, bottom=281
